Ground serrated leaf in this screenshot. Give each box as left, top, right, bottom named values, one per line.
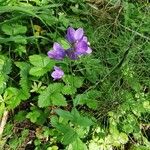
left=62, top=85, right=77, bottom=95
left=13, top=35, right=27, bottom=44
left=51, top=93, right=67, bottom=106
left=15, top=62, right=31, bottom=99
left=29, top=55, right=55, bottom=77
left=5, top=87, right=21, bottom=109
left=73, top=94, right=87, bottom=106
left=38, top=83, right=64, bottom=107
left=0, top=74, right=7, bottom=94
left=55, top=109, right=73, bottom=121
left=1, top=24, right=13, bottom=35
left=63, top=75, right=83, bottom=88
left=71, top=138, right=87, bottom=150
left=63, top=128, right=78, bottom=145
left=56, top=108, right=94, bottom=127
left=73, top=90, right=99, bottom=109
left=0, top=55, right=12, bottom=74
left=14, top=111, right=27, bottom=122
left=29, top=55, right=54, bottom=67
left=26, top=111, right=41, bottom=123
left=71, top=108, right=94, bottom=127
left=29, top=67, right=45, bottom=77
left=1, top=24, right=27, bottom=35
left=52, top=123, right=78, bottom=145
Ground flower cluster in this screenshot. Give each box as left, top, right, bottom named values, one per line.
left=48, top=27, right=92, bottom=80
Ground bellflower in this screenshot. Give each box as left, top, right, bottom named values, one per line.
left=66, top=27, right=92, bottom=59
left=51, top=66, right=64, bottom=80
left=47, top=42, right=66, bottom=60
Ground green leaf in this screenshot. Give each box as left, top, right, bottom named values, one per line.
left=38, top=83, right=64, bottom=107
left=0, top=55, right=12, bottom=74
left=51, top=93, right=67, bottom=106
left=0, top=74, right=7, bottom=94
left=26, top=110, right=41, bottom=123
left=29, top=55, right=55, bottom=77
left=1, top=24, right=13, bottom=35
left=15, top=62, right=31, bottom=99
left=73, top=90, right=99, bottom=109
left=55, top=108, right=94, bottom=127
left=63, top=128, right=78, bottom=145
left=29, top=55, right=53, bottom=67
left=1, top=24, right=27, bottom=35
left=71, top=138, right=87, bottom=150
left=71, top=108, right=94, bottom=127
left=118, top=132, right=128, bottom=144
left=52, top=123, right=78, bottom=145
left=62, top=85, right=77, bottom=95
left=29, top=67, right=46, bottom=77
left=5, top=87, right=21, bottom=109
left=14, top=111, right=27, bottom=122
left=12, top=35, right=27, bottom=44
left=63, top=75, right=83, bottom=88
left=55, top=109, right=73, bottom=121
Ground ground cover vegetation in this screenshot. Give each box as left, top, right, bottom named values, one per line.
left=0, top=0, right=150, bottom=149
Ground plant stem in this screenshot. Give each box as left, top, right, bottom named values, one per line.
left=0, top=110, right=9, bottom=140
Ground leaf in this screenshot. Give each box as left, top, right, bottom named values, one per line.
left=13, top=35, right=27, bottom=44
left=55, top=108, right=94, bottom=127
left=63, top=75, right=83, bottom=88
left=55, top=109, right=73, bottom=121
left=71, top=138, right=87, bottom=150
left=62, top=85, right=77, bottom=95
left=63, top=128, right=78, bottom=145
left=26, top=110, right=41, bottom=123
left=118, top=132, right=128, bottom=144
left=0, top=55, right=12, bottom=74
left=71, top=108, right=94, bottom=127
left=1, top=24, right=27, bottom=35
left=73, top=94, right=86, bottom=106
left=29, top=67, right=45, bottom=77
left=51, top=93, right=67, bottom=106
left=15, top=62, right=31, bottom=99
left=29, top=55, right=55, bottom=77
left=52, top=123, right=78, bottom=145
left=1, top=24, right=13, bottom=35
left=0, top=74, right=7, bottom=94
left=5, top=87, right=21, bottom=109
left=29, top=55, right=52, bottom=67
left=14, top=111, right=27, bottom=122
left=38, top=83, right=64, bottom=107
left=73, top=90, right=99, bottom=109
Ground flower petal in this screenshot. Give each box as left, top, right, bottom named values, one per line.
left=75, top=41, right=88, bottom=55
left=82, top=36, right=88, bottom=42
left=66, top=48, right=78, bottom=60
left=51, top=67, right=64, bottom=80
left=86, top=47, right=92, bottom=54
left=47, top=50, right=66, bottom=60
left=48, top=43, right=66, bottom=60
left=53, top=42, right=64, bottom=51
left=66, top=27, right=75, bottom=43
left=74, top=28, right=84, bottom=41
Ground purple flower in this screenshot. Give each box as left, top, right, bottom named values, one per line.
left=47, top=43, right=66, bottom=60
left=51, top=66, right=64, bottom=80
left=66, top=27, right=92, bottom=59
left=66, top=48, right=78, bottom=60
left=66, top=27, right=84, bottom=43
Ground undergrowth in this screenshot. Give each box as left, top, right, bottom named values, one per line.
left=0, top=0, right=150, bottom=150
